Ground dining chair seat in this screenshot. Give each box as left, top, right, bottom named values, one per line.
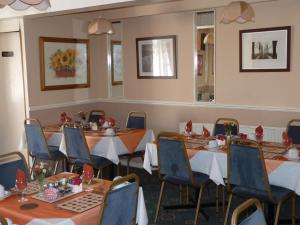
left=71, top=155, right=113, bottom=169
left=232, top=185, right=293, bottom=203
left=163, top=172, right=210, bottom=187
left=34, top=146, right=65, bottom=160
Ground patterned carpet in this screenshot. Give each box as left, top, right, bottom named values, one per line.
left=117, top=167, right=299, bottom=225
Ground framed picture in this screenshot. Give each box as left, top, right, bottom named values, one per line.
left=136, top=35, right=177, bottom=79
left=239, top=26, right=291, bottom=72
left=111, top=40, right=123, bottom=85
left=39, top=37, right=90, bottom=91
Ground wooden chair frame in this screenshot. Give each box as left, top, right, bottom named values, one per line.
left=224, top=138, right=295, bottom=225
left=97, top=173, right=139, bottom=225
left=231, top=198, right=263, bottom=225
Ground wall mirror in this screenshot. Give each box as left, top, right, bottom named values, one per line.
left=195, top=11, right=215, bottom=102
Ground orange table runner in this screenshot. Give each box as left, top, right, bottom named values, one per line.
left=0, top=175, right=112, bottom=225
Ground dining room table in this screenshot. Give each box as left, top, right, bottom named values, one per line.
left=19, top=125, right=155, bottom=165
left=0, top=172, right=148, bottom=225
left=143, top=135, right=300, bottom=195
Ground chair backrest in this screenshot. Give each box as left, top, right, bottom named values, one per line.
left=228, top=139, right=272, bottom=199
left=63, top=126, right=91, bottom=163
left=98, top=174, right=139, bottom=225
left=0, top=152, right=30, bottom=189
left=24, top=118, right=50, bottom=157
left=213, top=118, right=239, bottom=136
left=88, top=110, right=105, bottom=124
left=287, top=119, right=300, bottom=145
left=157, top=132, right=194, bottom=184
left=126, top=111, right=146, bottom=129
left=231, top=198, right=266, bottom=225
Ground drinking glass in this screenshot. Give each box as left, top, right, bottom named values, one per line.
left=15, top=179, right=28, bottom=203
left=82, top=170, right=93, bottom=191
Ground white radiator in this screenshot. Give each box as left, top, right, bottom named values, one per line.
left=179, top=122, right=285, bottom=143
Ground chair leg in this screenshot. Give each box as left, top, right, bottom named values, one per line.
left=224, top=193, right=233, bottom=225
left=193, top=185, right=205, bottom=225
left=274, top=202, right=282, bottom=225
left=126, top=157, right=131, bottom=175
left=53, top=161, right=59, bottom=175
left=97, top=169, right=101, bottom=178
left=70, top=164, right=74, bottom=173
left=186, top=185, right=189, bottom=204
left=179, top=184, right=183, bottom=204
left=216, top=185, right=219, bottom=214
left=222, top=186, right=225, bottom=213
left=154, top=181, right=165, bottom=223
left=292, top=194, right=296, bottom=225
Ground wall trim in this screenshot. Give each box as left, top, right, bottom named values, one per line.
left=29, top=98, right=300, bottom=113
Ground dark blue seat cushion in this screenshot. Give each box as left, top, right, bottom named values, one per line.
left=71, top=155, right=112, bottom=169
left=163, top=171, right=209, bottom=187
left=287, top=125, right=300, bottom=145
left=232, top=185, right=293, bottom=203
left=34, top=146, right=65, bottom=160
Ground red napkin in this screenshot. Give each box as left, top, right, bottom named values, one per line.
left=99, top=115, right=106, bottom=126
left=185, top=120, right=192, bottom=133
left=108, top=117, right=116, bottom=128
left=255, top=125, right=263, bottom=138
left=282, top=132, right=293, bottom=147
left=72, top=176, right=82, bottom=185
left=60, top=112, right=67, bottom=123
left=16, top=169, right=27, bottom=190
left=203, top=126, right=210, bottom=138
left=217, top=134, right=225, bottom=141
left=239, top=133, right=247, bottom=140
left=82, top=164, right=94, bottom=180
left=65, top=116, right=72, bottom=123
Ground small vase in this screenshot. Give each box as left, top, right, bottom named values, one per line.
left=37, top=176, right=45, bottom=196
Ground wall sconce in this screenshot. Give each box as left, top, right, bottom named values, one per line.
left=88, top=17, right=114, bottom=35
left=221, top=1, right=255, bottom=24
left=0, top=0, right=50, bottom=10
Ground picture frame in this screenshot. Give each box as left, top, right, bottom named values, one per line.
left=111, top=40, right=123, bottom=85
left=239, top=26, right=291, bottom=72
left=39, top=37, right=90, bottom=91
left=136, top=35, right=177, bottom=79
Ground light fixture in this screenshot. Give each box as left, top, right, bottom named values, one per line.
left=88, top=17, right=114, bottom=35
left=221, top=1, right=255, bottom=24
left=204, top=33, right=214, bottom=45
left=0, top=0, right=50, bottom=10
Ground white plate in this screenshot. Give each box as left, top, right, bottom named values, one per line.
left=284, top=154, right=300, bottom=161
left=0, top=191, right=11, bottom=201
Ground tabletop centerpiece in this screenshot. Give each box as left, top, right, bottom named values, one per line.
left=33, top=162, right=50, bottom=196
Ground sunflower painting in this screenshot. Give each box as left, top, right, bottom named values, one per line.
left=40, top=37, right=90, bottom=91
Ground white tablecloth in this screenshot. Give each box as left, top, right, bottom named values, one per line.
left=25, top=187, right=148, bottom=225
left=20, top=130, right=155, bottom=165
left=143, top=143, right=300, bottom=195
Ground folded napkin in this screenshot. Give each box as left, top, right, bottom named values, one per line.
left=185, top=120, right=192, bottom=133
left=282, top=131, right=293, bottom=147
left=16, top=169, right=27, bottom=190
left=255, top=125, right=263, bottom=138
left=82, top=164, right=94, bottom=179
left=60, top=112, right=72, bottom=123
left=217, top=134, right=225, bottom=141
left=239, top=133, right=247, bottom=140
left=99, top=115, right=106, bottom=126
left=107, top=117, right=116, bottom=128
left=202, top=126, right=210, bottom=138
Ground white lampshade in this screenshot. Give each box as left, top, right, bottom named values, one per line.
left=0, top=0, right=50, bottom=10
left=221, top=1, right=255, bottom=24
left=204, top=33, right=214, bottom=45
left=88, top=18, right=114, bottom=35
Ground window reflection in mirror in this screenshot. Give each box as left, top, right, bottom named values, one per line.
left=195, top=11, right=215, bottom=102
left=109, top=22, right=124, bottom=98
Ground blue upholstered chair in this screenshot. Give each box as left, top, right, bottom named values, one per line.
left=24, top=118, right=65, bottom=175
left=63, top=126, right=112, bottom=178
left=88, top=110, right=105, bottom=125
left=126, top=111, right=146, bottom=129
left=98, top=174, right=139, bottom=225
left=0, top=152, right=30, bottom=189
left=120, top=111, right=147, bottom=175
left=213, top=118, right=239, bottom=136
left=287, top=119, right=300, bottom=145
left=231, top=199, right=266, bottom=225
left=224, top=138, right=295, bottom=225
left=154, top=132, right=211, bottom=225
